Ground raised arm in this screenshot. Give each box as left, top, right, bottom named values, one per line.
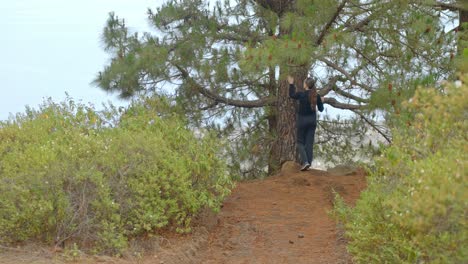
left=288, top=75, right=304, bottom=100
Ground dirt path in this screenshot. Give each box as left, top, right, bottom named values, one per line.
left=196, top=165, right=366, bottom=264
left=0, top=165, right=366, bottom=264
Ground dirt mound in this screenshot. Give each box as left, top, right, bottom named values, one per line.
left=327, top=165, right=362, bottom=177
left=279, top=160, right=300, bottom=175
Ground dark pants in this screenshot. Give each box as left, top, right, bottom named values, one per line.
left=296, top=113, right=317, bottom=165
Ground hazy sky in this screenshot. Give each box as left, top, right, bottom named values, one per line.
left=0, top=0, right=165, bottom=121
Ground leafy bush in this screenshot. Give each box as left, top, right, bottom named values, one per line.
left=0, top=96, right=232, bottom=254
left=333, top=74, right=467, bottom=263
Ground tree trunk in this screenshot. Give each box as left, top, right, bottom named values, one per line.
left=271, top=68, right=308, bottom=168
left=459, top=4, right=467, bottom=55
left=274, top=79, right=297, bottom=166
left=260, top=0, right=305, bottom=172
left=267, top=111, right=279, bottom=174
left=461, top=7, right=468, bottom=25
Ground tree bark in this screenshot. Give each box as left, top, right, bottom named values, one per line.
left=267, top=67, right=280, bottom=174
left=459, top=3, right=468, bottom=56
left=267, top=110, right=279, bottom=174
left=274, top=78, right=297, bottom=167
left=272, top=68, right=308, bottom=168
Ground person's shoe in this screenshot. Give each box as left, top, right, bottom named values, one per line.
left=300, top=163, right=310, bottom=171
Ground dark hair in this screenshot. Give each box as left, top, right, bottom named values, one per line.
left=305, top=77, right=317, bottom=111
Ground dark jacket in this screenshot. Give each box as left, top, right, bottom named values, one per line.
left=289, top=84, right=324, bottom=115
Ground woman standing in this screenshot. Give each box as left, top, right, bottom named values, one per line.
left=288, top=75, right=324, bottom=171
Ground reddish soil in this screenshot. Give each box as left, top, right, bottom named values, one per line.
left=197, top=166, right=366, bottom=264
left=0, top=165, right=366, bottom=264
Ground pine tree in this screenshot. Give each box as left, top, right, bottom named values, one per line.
left=95, top=0, right=459, bottom=175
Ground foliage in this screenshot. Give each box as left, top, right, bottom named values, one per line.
left=0, top=96, right=233, bottom=254
left=94, top=0, right=458, bottom=174
left=316, top=114, right=381, bottom=167
left=221, top=115, right=272, bottom=179
left=333, top=74, right=468, bottom=263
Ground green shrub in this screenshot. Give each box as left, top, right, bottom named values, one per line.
left=333, top=74, right=467, bottom=263
left=0, top=96, right=233, bottom=254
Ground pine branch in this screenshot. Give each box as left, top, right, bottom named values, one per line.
left=319, top=58, right=374, bottom=92
left=350, top=46, right=385, bottom=73
left=315, top=0, right=349, bottom=46
left=333, top=86, right=370, bottom=104
left=322, top=97, right=362, bottom=110
left=319, top=77, right=371, bottom=111
left=215, top=21, right=266, bottom=43
left=199, top=101, right=219, bottom=111
left=353, top=110, right=392, bottom=144
left=175, top=65, right=276, bottom=108
left=432, top=1, right=467, bottom=12
left=216, top=32, right=266, bottom=43
left=318, top=76, right=340, bottom=96
left=344, top=15, right=372, bottom=32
